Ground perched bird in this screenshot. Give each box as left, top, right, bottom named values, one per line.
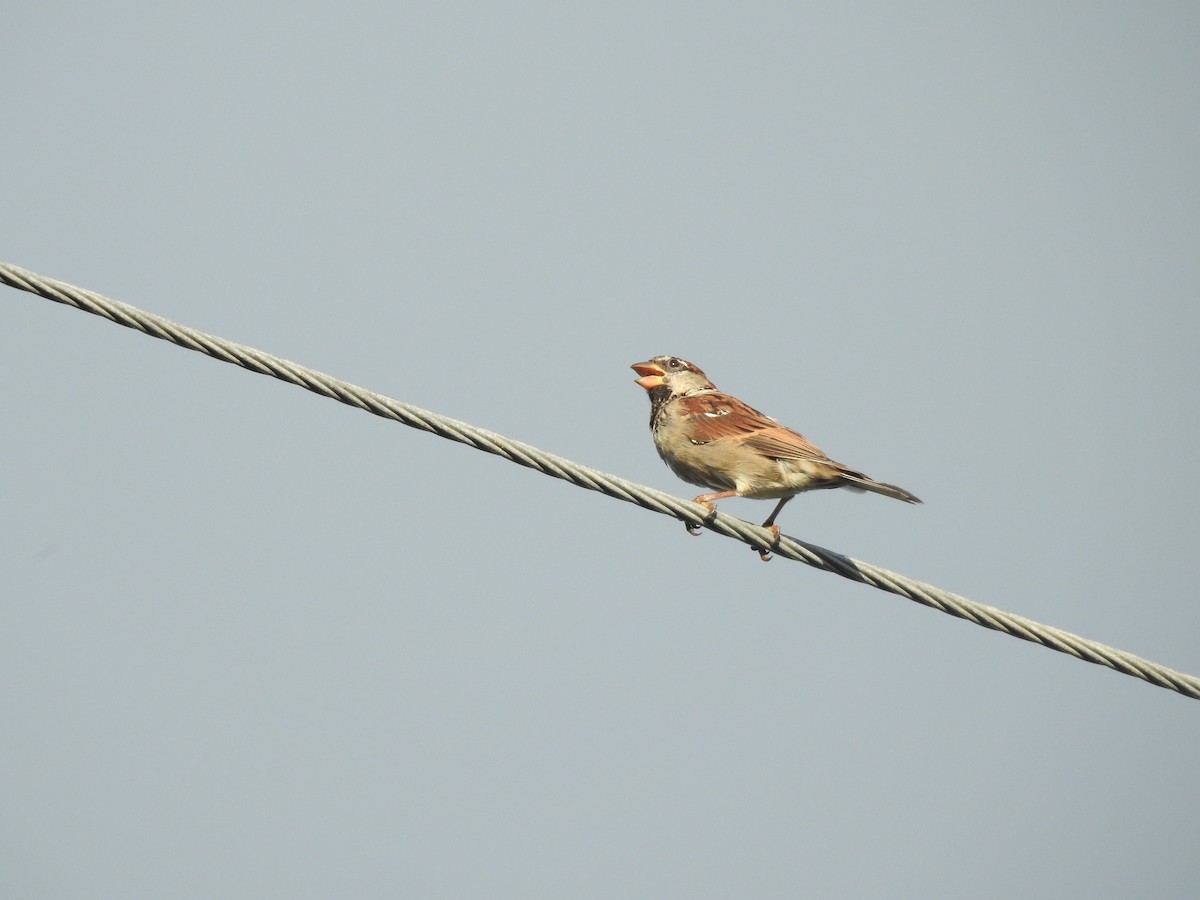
left=631, top=356, right=921, bottom=559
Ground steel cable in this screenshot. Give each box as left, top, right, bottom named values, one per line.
left=4, top=261, right=1197, bottom=701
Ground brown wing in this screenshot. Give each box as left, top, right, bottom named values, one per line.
left=673, top=392, right=835, bottom=464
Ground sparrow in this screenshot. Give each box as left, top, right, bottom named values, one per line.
left=631, top=356, right=921, bottom=559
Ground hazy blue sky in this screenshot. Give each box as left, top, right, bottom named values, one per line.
left=4, top=3, right=1199, bottom=898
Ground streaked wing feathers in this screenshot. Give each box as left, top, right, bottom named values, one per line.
left=673, top=392, right=835, bottom=464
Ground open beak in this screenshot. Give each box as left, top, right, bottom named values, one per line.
left=631, top=361, right=666, bottom=391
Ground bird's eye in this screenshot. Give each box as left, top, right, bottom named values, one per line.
left=668, top=358, right=682, bottom=369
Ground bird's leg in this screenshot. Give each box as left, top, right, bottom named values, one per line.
left=761, top=497, right=791, bottom=529
left=688, top=490, right=738, bottom=535
left=752, top=497, right=792, bottom=561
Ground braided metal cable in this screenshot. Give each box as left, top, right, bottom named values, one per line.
left=5, top=261, right=1198, bottom=701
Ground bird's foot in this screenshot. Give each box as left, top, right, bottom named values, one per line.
left=751, top=525, right=782, bottom=561
left=685, top=500, right=718, bottom=536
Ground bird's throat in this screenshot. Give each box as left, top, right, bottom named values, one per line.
left=647, top=385, right=674, bottom=430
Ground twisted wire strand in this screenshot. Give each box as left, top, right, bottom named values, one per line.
left=4, top=261, right=1198, bottom=701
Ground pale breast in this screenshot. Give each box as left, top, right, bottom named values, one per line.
left=654, top=431, right=739, bottom=491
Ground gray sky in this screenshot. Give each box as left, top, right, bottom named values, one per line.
left=4, top=3, right=1199, bottom=898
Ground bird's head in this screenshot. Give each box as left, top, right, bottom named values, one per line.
left=630, top=356, right=716, bottom=396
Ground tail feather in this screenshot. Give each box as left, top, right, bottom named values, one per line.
left=840, top=472, right=922, bottom=504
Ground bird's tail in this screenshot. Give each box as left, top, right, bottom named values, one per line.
left=840, top=472, right=922, bottom=504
